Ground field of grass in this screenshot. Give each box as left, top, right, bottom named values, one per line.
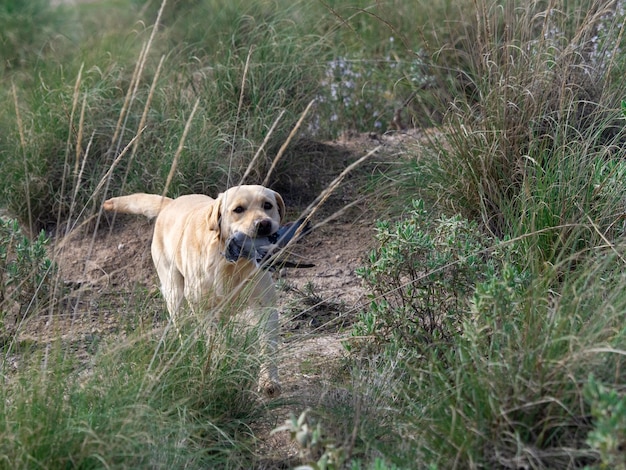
left=2, top=0, right=626, bottom=468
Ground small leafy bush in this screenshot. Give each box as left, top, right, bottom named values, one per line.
left=585, top=374, right=626, bottom=470
left=393, top=249, right=626, bottom=468
left=354, top=199, right=493, bottom=354
left=272, top=409, right=344, bottom=470
left=0, top=218, right=57, bottom=323
left=470, top=261, right=530, bottom=341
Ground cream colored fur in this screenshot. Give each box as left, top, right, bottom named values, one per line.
left=103, top=185, right=285, bottom=397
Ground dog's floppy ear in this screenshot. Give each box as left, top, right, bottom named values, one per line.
left=273, top=191, right=286, bottom=223
left=207, top=193, right=223, bottom=232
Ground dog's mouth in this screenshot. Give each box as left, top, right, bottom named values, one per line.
left=223, top=219, right=312, bottom=266
left=223, top=232, right=266, bottom=265
left=223, top=224, right=281, bottom=265
left=229, top=219, right=278, bottom=240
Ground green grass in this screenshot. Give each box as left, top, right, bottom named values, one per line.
left=2, top=0, right=626, bottom=468
left=395, top=251, right=626, bottom=468
left=0, top=316, right=268, bottom=468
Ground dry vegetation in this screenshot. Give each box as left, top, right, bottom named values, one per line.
left=2, top=0, right=626, bottom=469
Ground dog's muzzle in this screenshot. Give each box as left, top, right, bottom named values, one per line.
left=223, top=219, right=313, bottom=269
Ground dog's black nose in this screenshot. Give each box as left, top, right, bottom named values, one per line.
left=256, top=219, right=273, bottom=236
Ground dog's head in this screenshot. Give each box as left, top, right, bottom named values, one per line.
left=207, top=185, right=285, bottom=239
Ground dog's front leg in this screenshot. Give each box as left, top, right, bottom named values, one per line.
left=258, top=306, right=281, bottom=398
left=251, top=272, right=281, bottom=398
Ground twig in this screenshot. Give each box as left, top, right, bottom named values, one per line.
left=64, top=131, right=96, bottom=237
left=93, top=129, right=146, bottom=200
left=110, top=41, right=146, bottom=156
left=11, top=82, right=32, bottom=235
left=311, top=196, right=369, bottom=230
left=120, top=54, right=166, bottom=191
left=229, top=46, right=253, bottom=187
left=66, top=63, right=84, bottom=177
left=584, top=210, right=626, bottom=265
left=109, top=0, right=166, bottom=160
left=162, top=98, right=201, bottom=197
left=303, top=146, right=380, bottom=224
left=239, top=109, right=286, bottom=185
left=262, top=99, right=316, bottom=186
left=265, top=146, right=379, bottom=266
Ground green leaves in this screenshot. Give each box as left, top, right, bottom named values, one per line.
left=585, top=375, right=626, bottom=470
left=271, top=409, right=345, bottom=470
left=0, top=218, right=57, bottom=322
left=353, top=199, right=494, bottom=354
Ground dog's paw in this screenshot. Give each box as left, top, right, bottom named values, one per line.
left=259, top=378, right=282, bottom=399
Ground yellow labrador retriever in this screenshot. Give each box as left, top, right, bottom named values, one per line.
left=103, top=185, right=285, bottom=397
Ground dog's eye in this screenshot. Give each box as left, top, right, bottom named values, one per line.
left=263, top=202, right=273, bottom=210
left=233, top=206, right=245, bottom=214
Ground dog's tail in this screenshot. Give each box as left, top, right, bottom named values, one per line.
left=103, top=193, right=172, bottom=219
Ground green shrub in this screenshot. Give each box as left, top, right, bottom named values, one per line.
left=272, top=409, right=345, bottom=470
left=470, top=261, right=529, bottom=338
left=585, top=374, right=626, bottom=470
left=392, top=249, right=626, bottom=468
left=353, top=199, right=494, bottom=354
left=0, top=218, right=57, bottom=324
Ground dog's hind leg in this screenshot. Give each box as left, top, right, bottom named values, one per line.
left=164, top=276, right=185, bottom=337
left=154, top=257, right=186, bottom=338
